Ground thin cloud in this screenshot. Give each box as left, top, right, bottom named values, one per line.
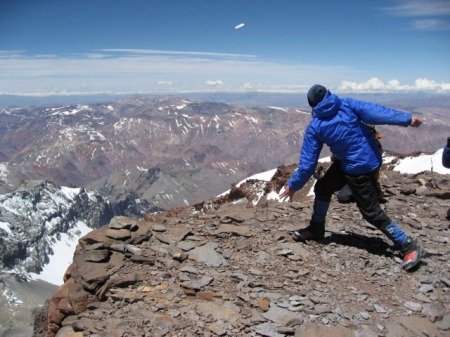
left=1, top=51, right=449, bottom=96
left=384, top=0, right=450, bottom=17
left=205, top=80, right=224, bottom=87
left=156, top=80, right=173, bottom=86
left=98, top=49, right=256, bottom=59
left=383, top=0, right=450, bottom=30
left=412, top=18, right=450, bottom=30
left=0, top=51, right=350, bottom=95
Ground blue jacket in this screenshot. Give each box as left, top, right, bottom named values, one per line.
left=288, top=91, right=412, bottom=191
left=443, top=137, right=450, bottom=168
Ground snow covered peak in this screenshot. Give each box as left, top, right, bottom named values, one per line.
left=0, top=180, right=114, bottom=285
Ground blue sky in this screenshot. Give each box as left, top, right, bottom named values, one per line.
left=1, top=0, right=449, bottom=96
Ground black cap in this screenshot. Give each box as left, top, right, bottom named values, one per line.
left=307, top=84, right=327, bottom=107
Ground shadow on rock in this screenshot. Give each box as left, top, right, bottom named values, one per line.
left=323, top=231, right=395, bottom=258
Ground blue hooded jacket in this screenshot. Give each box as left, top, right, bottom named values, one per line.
left=288, top=91, right=412, bottom=191
left=443, top=137, right=450, bottom=169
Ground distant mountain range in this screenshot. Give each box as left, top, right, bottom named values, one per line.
left=0, top=94, right=449, bottom=214
left=1, top=91, right=448, bottom=108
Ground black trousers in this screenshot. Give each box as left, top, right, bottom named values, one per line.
left=314, top=161, right=391, bottom=229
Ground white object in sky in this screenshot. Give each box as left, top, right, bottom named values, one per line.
left=234, top=23, right=245, bottom=30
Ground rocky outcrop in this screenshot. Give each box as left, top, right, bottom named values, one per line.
left=34, top=168, right=450, bottom=337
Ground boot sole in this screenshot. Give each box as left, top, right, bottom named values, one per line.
left=292, top=230, right=324, bottom=242
left=402, top=245, right=426, bottom=271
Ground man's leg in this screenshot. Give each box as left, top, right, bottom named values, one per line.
left=293, top=161, right=346, bottom=241
left=345, top=171, right=425, bottom=271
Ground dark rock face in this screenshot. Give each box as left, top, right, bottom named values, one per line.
left=33, top=168, right=450, bottom=337
left=0, top=180, right=114, bottom=275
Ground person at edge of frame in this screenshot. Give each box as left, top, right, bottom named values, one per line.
left=442, top=136, right=450, bottom=221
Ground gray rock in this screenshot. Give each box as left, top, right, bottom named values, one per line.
left=412, top=293, right=431, bottom=303
left=440, top=277, right=450, bottom=287
left=277, top=242, right=310, bottom=259
left=419, top=284, right=433, bottom=293
left=177, top=241, right=197, bottom=251
left=196, top=301, right=241, bottom=323
left=438, top=314, right=450, bottom=331
left=152, top=224, right=167, bottom=232
left=421, top=304, right=439, bottom=318
left=314, top=304, right=332, bottom=314
left=253, top=322, right=285, bottom=337
left=373, top=303, right=389, bottom=313
left=109, top=216, right=138, bottom=230
left=215, top=223, right=253, bottom=237
left=179, top=265, right=200, bottom=274
left=403, top=301, right=423, bottom=312
left=188, top=242, right=226, bottom=267
left=208, top=321, right=228, bottom=336
left=105, top=228, right=131, bottom=240
left=262, top=306, right=302, bottom=326
left=83, top=250, right=110, bottom=263
left=181, top=276, right=214, bottom=290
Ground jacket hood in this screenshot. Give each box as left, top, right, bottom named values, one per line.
left=312, top=91, right=342, bottom=119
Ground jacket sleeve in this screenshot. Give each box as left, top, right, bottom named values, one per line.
left=288, top=124, right=323, bottom=191
left=346, top=98, right=412, bottom=127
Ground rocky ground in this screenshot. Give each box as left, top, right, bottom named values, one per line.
left=33, top=167, right=450, bottom=337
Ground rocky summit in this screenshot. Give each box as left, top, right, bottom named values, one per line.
left=33, top=166, right=450, bottom=337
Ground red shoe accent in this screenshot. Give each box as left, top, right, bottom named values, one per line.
left=402, top=241, right=425, bottom=271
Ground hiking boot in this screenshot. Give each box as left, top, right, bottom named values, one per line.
left=292, top=221, right=325, bottom=242
left=401, top=238, right=425, bottom=271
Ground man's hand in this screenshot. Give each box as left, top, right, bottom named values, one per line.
left=410, top=115, right=422, bottom=127
left=279, top=184, right=295, bottom=202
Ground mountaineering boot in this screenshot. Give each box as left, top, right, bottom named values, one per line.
left=401, top=238, right=425, bottom=271
left=293, top=220, right=325, bottom=242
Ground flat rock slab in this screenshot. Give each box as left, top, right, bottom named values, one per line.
left=188, top=242, right=226, bottom=267
left=215, top=223, right=253, bottom=237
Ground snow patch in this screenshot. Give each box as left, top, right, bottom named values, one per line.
left=0, top=221, right=12, bottom=234
left=393, top=149, right=449, bottom=174
left=267, top=106, right=287, bottom=111
left=50, top=105, right=92, bottom=116
left=60, top=186, right=81, bottom=201
left=295, top=109, right=310, bottom=114
left=0, top=163, right=9, bottom=180
left=2, top=288, right=23, bottom=306
left=30, top=221, right=92, bottom=285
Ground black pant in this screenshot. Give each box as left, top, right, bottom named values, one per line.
left=314, top=161, right=391, bottom=229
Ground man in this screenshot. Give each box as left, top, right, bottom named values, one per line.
left=280, top=84, right=425, bottom=271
